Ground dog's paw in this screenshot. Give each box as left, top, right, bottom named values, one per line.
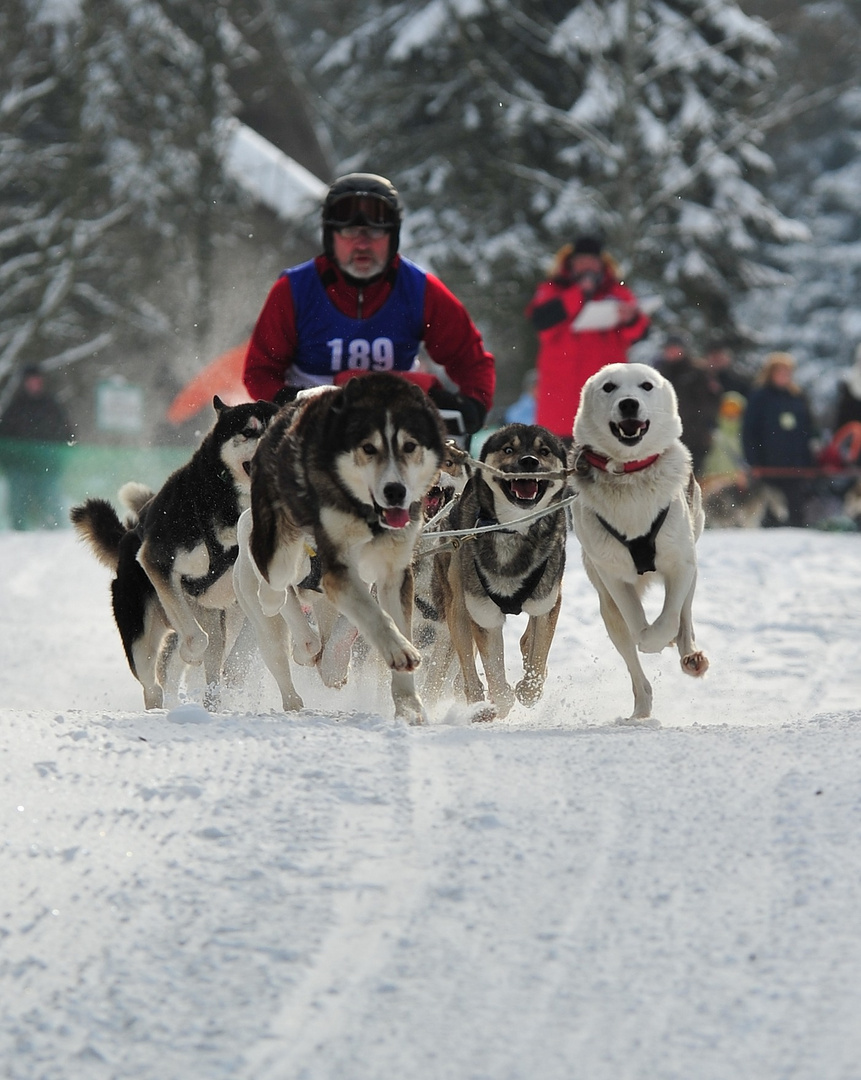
left=393, top=690, right=427, bottom=726
left=258, top=580, right=286, bottom=618
left=381, top=635, right=422, bottom=672
left=616, top=713, right=661, bottom=729
left=470, top=703, right=497, bottom=724
left=637, top=622, right=675, bottom=654
left=203, top=682, right=221, bottom=712
left=515, top=674, right=544, bottom=708
left=491, top=685, right=516, bottom=718
left=318, top=622, right=357, bottom=688
left=681, top=651, right=709, bottom=677
left=292, top=630, right=322, bottom=668
left=143, top=685, right=164, bottom=710
left=179, top=630, right=209, bottom=665
left=279, top=688, right=304, bottom=712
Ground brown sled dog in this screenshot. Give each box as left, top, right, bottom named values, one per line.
left=423, top=423, right=570, bottom=721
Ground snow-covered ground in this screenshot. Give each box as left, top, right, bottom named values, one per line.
left=1, top=525, right=860, bottom=1079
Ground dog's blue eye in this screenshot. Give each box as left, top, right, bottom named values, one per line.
left=640, top=382, right=653, bottom=392
left=602, top=382, right=617, bottom=393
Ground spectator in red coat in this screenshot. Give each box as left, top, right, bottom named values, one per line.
left=243, top=173, right=495, bottom=434
left=525, top=235, right=651, bottom=437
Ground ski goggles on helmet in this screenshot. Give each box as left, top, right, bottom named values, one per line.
left=324, top=193, right=399, bottom=230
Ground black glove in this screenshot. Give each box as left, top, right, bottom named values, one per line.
left=273, top=385, right=301, bottom=407
left=456, top=395, right=487, bottom=434
left=427, top=386, right=487, bottom=434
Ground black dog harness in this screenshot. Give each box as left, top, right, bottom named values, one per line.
left=473, top=557, right=549, bottom=616
left=471, top=507, right=550, bottom=615
left=181, top=541, right=238, bottom=597
left=577, top=444, right=669, bottom=574
left=180, top=470, right=243, bottom=598
left=595, top=506, right=669, bottom=575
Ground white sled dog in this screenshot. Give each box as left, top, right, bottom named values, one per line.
left=571, top=362, right=709, bottom=721
left=233, top=373, right=447, bottom=724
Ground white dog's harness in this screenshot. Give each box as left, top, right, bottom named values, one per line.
left=576, top=445, right=669, bottom=574
left=595, top=507, right=669, bottom=575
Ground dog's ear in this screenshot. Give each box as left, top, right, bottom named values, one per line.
left=444, top=440, right=470, bottom=463
left=329, top=375, right=365, bottom=420
left=339, top=373, right=365, bottom=405
left=213, top=395, right=226, bottom=414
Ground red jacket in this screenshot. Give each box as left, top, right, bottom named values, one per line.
left=243, top=254, right=495, bottom=412
left=526, top=272, right=650, bottom=437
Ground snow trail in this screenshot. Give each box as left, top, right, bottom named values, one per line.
left=1, top=529, right=861, bottom=1078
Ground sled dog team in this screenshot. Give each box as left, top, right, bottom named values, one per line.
left=72, top=366, right=709, bottom=725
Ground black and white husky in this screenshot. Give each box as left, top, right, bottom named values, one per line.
left=232, top=372, right=447, bottom=724
left=71, top=396, right=277, bottom=708
left=571, top=363, right=709, bottom=722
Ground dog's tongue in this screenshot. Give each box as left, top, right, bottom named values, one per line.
left=511, top=478, right=539, bottom=501
left=382, top=507, right=411, bottom=529
left=619, top=419, right=646, bottom=438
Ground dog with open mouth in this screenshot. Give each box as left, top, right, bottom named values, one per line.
left=232, top=372, right=447, bottom=724
left=412, top=442, right=472, bottom=661
left=423, top=422, right=569, bottom=720
left=571, top=362, right=708, bottom=722
left=422, top=442, right=472, bottom=522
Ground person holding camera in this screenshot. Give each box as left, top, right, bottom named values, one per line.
left=526, top=234, right=650, bottom=437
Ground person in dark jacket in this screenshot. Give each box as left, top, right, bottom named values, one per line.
left=833, top=343, right=861, bottom=432
left=0, top=366, right=74, bottom=529
left=742, top=352, right=816, bottom=527
left=243, top=173, right=495, bottom=435
left=703, top=340, right=753, bottom=400
left=653, top=331, right=722, bottom=478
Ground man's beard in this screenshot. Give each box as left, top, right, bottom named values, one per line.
left=340, top=253, right=387, bottom=280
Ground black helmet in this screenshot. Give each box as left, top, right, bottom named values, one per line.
left=321, top=173, right=403, bottom=261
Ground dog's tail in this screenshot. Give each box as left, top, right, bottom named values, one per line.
left=118, top=481, right=155, bottom=519
left=69, top=498, right=127, bottom=571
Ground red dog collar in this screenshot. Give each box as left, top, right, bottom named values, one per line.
left=581, top=449, right=660, bottom=474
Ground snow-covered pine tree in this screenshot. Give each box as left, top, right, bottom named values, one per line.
left=75, top=0, right=251, bottom=357
left=735, top=1, right=861, bottom=414
left=0, top=0, right=122, bottom=414
left=0, top=0, right=251, bottom=418
left=307, top=0, right=807, bottom=399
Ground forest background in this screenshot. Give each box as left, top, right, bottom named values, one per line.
left=2, top=0, right=860, bottom=445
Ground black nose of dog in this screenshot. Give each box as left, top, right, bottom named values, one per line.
left=519, top=455, right=540, bottom=472
left=383, top=482, right=407, bottom=506
left=618, top=398, right=640, bottom=418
